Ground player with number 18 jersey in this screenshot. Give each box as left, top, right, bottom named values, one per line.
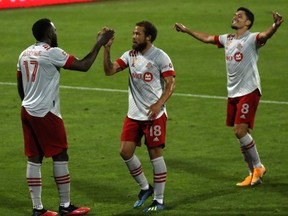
left=116, top=45, right=175, bottom=121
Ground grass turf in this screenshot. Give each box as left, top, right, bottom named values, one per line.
left=0, top=0, right=288, bottom=215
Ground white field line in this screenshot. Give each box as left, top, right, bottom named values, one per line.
left=1, top=81, right=288, bottom=105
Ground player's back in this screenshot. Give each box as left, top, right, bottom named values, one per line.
left=18, top=42, right=61, bottom=117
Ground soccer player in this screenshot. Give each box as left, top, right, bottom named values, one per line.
left=103, top=21, right=175, bottom=212
left=17, top=18, right=114, bottom=216
left=174, top=8, right=284, bottom=186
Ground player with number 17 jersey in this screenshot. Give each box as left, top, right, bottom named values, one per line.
left=116, top=45, right=175, bottom=121
left=17, top=42, right=74, bottom=118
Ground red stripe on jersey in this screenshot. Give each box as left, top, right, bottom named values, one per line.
left=16, top=70, right=21, bottom=77
left=63, top=55, right=75, bottom=69
left=116, top=59, right=127, bottom=70
left=214, top=36, right=223, bottom=48
left=162, top=70, right=175, bottom=78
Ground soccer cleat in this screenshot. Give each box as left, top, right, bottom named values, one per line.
left=236, top=174, right=252, bottom=186
left=133, top=184, right=154, bottom=208
left=143, top=200, right=165, bottom=213
left=58, top=204, right=90, bottom=216
left=32, top=209, right=58, bottom=216
left=251, top=165, right=266, bottom=186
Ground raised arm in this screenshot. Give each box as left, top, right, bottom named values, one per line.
left=68, top=28, right=115, bottom=72
left=103, top=35, right=122, bottom=76
left=258, top=12, right=284, bottom=44
left=174, top=23, right=216, bottom=44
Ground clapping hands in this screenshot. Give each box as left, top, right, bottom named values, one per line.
left=97, top=27, right=115, bottom=46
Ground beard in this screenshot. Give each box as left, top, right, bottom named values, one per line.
left=51, top=35, right=58, bottom=47
left=132, top=41, right=147, bottom=52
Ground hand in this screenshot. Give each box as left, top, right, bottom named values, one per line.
left=272, top=12, right=284, bottom=28
left=174, top=23, right=186, bottom=32
left=147, top=103, right=162, bottom=120
left=97, top=27, right=115, bottom=46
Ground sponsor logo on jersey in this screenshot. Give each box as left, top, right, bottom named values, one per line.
left=234, top=52, right=243, bottom=62
left=131, top=72, right=153, bottom=82
left=143, top=72, right=153, bottom=82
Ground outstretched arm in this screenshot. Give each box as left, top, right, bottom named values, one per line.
left=174, top=23, right=216, bottom=44
left=258, top=12, right=284, bottom=43
left=68, top=28, right=115, bottom=72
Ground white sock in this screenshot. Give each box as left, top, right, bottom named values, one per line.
left=151, top=156, right=167, bottom=204
left=26, top=161, right=43, bottom=209
left=124, top=155, right=149, bottom=190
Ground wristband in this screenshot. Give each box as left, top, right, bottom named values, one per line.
left=272, top=23, right=277, bottom=29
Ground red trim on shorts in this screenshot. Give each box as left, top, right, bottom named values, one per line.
left=21, top=107, right=68, bottom=157
left=226, top=89, right=260, bottom=129
left=121, top=114, right=167, bottom=148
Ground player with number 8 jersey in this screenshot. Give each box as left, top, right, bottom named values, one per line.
left=175, top=7, right=284, bottom=187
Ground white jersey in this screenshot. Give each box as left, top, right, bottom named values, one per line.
left=116, top=46, right=175, bottom=121
left=17, top=42, right=74, bottom=117
left=215, top=31, right=264, bottom=98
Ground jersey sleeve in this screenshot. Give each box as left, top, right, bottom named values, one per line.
left=215, top=35, right=225, bottom=48
left=116, top=51, right=131, bottom=70
left=48, top=47, right=72, bottom=68
left=255, top=33, right=265, bottom=48
left=157, top=51, right=175, bottom=77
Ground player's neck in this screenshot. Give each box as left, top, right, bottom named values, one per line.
left=140, top=43, right=152, bottom=55
left=235, top=28, right=248, bottom=39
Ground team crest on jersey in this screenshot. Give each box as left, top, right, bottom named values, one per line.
left=146, top=62, right=153, bottom=69
left=236, top=43, right=243, bottom=50
left=143, top=72, right=153, bottom=82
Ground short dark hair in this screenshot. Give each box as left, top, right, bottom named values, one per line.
left=136, top=21, right=157, bottom=42
left=237, top=7, right=254, bottom=29
left=32, top=18, right=52, bottom=41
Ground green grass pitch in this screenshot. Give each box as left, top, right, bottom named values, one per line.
left=0, top=0, right=288, bottom=215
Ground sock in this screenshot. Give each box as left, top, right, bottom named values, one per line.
left=239, top=133, right=262, bottom=168
left=151, top=156, right=167, bottom=204
left=124, top=155, right=149, bottom=190
left=53, top=161, right=70, bottom=207
left=241, top=151, right=254, bottom=175
left=26, top=161, right=43, bottom=210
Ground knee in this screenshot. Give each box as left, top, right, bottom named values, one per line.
left=53, top=149, right=69, bottom=161
left=233, top=127, right=247, bottom=139
left=119, top=147, right=134, bottom=161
